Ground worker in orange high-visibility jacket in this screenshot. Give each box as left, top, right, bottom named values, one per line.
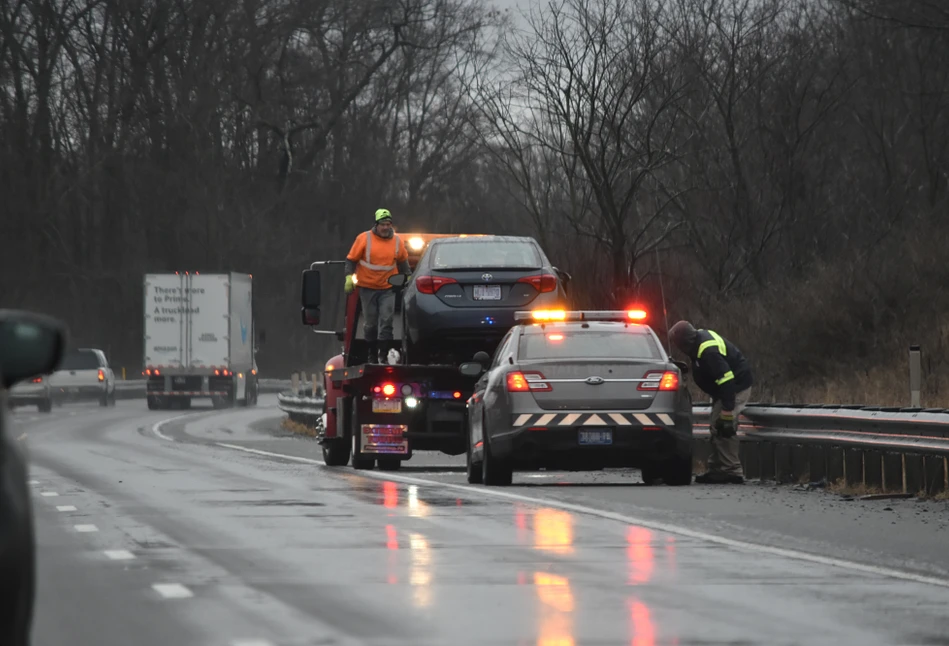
left=344, top=208, right=411, bottom=364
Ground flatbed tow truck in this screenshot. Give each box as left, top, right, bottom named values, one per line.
left=300, top=233, right=491, bottom=471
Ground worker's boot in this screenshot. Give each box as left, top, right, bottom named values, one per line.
left=366, top=341, right=378, bottom=365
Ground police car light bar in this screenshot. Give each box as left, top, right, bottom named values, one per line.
left=515, top=309, right=649, bottom=322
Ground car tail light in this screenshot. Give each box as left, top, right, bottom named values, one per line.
left=32, top=376, right=43, bottom=383
left=97, top=369, right=105, bottom=382
left=382, top=383, right=396, bottom=397
left=415, top=275, right=458, bottom=294
left=506, top=371, right=552, bottom=392
left=517, top=274, right=558, bottom=293
left=638, top=371, right=679, bottom=391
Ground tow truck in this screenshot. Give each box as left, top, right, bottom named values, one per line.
left=300, top=233, right=493, bottom=471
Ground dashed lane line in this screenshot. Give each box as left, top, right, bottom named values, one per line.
left=103, top=550, right=135, bottom=561
left=152, top=583, right=194, bottom=599
left=56, top=505, right=77, bottom=512
left=74, top=524, right=99, bottom=533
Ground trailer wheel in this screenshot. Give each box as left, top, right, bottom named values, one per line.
left=350, top=398, right=375, bottom=470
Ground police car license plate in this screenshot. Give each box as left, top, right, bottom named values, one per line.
left=578, top=428, right=612, bottom=445
left=372, top=398, right=401, bottom=413
left=473, top=285, right=501, bottom=300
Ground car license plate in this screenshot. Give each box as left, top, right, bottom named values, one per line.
left=578, top=428, right=612, bottom=445
left=372, top=398, right=402, bottom=413
left=473, top=285, right=502, bottom=300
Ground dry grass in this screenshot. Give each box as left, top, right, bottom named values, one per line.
left=826, top=477, right=882, bottom=497
left=281, top=417, right=318, bottom=437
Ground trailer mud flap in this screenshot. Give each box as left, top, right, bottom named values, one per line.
left=360, top=424, right=409, bottom=455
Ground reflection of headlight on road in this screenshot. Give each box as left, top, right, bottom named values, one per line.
left=408, top=237, right=425, bottom=251
left=405, top=396, right=418, bottom=408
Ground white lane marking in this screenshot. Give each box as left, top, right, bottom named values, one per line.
left=232, top=640, right=275, bottom=646
left=28, top=480, right=39, bottom=486
left=152, top=583, right=193, bottom=599
left=74, top=524, right=99, bottom=533
left=56, top=505, right=77, bottom=512
left=152, top=413, right=196, bottom=442
left=215, top=441, right=949, bottom=589
left=657, top=413, right=675, bottom=425
left=104, top=550, right=135, bottom=560
left=40, top=491, right=59, bottom=497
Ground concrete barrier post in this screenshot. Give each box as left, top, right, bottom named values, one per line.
left=291, top=372, right=299, bottom=394
left=909, top=345, right=921, bottom=407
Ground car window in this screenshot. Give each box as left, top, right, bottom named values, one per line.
left=491, top=332, right=514, bottom=368
left=517, top=330, right=664, bottom=360
left=58, top=350, right=101, bottom=370
left=432, top=241, right=541, bottom=270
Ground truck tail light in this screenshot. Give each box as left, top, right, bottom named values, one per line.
left=415, top=275, right=458, bottom=294
left=97, top=369, right=105, bottom=382
left=638, top=371, right=679, bottom=391
left=506, top=371, right=552, bottom=392
left=517, top=274, right=558, bottom=293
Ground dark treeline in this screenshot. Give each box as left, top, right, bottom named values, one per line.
left=2, top=0, right=947, bottom=404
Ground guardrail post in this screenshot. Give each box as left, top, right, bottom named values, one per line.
left=909, top=345, right=922, bottom=407
left=291, top=372, right=299, bottom=394
left=312, top=373, right=318, bottom=397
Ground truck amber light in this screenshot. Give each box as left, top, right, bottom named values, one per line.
left=627, top=308, right=648, bottom=321
left=453, top=391, right=462, bottom=399
left=98, top=369, right=105, bottom=382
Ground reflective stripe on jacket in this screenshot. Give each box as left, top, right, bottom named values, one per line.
left=690, top=329, right=753, bottom=411
left=346, top=230, right=409, bottom=290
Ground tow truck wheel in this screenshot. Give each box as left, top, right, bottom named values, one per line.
left=377, top=458, right=401, bottom=471
left=350, top=398, right=375, bottom=470
left=322, top=439, right=351, bottom=467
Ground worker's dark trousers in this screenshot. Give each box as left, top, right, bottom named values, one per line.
left=359, top=287, right=396, bottom=344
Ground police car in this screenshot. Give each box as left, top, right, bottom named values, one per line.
left=460, top=309, right=693, bottom=486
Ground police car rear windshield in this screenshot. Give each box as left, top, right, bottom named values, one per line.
left=431, top=241, right=541, bottom=270
left=518, top=330, right=664, bottom=360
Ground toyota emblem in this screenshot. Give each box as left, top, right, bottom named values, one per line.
left=482, top=273, right=493, bottom=281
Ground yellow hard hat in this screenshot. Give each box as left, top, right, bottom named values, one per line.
left=375, top=208, right=392, bottom=222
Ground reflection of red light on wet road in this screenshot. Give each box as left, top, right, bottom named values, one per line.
left=383, top=481, right=398, bottom=508
left=626, top=527, right=654, bottom=585
left=629, top=599, right=655, bottom=646
left=386, top=524, right=399, bottom=550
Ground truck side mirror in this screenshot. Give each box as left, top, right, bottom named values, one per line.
left=301, top=269, right=321, bottom=325
left=473, top=350, right=491, bottom=366
left=459, top=362, right=483, bottom=377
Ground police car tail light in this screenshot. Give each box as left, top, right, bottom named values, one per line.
left=98, top=369, right=105, bottom=382
left=506, top=371, right=551, bottom=392
left=32, top=376, right=43, bottom=383
left=415, top=275, right=457, bottom=294
left=517, top=274, right=558, bottom=293
left=639, top=371, right=679, bottom=391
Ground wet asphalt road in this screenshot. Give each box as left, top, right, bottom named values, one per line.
left=13, top=396, right=949, bottom=646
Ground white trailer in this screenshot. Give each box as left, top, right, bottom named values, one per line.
left=143, top=272, right=258, bottom=409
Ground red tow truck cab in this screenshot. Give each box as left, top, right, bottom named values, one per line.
left=302, top=233, right=492, bottom=472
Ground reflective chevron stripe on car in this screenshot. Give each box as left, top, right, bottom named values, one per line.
left=511, top=412, right=676, bottom=427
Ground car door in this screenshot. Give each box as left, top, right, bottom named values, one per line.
left=481, top=330, right=518, bottom=445
left=469, top=330, right=513, bottom=455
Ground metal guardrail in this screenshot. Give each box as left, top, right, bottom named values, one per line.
left=275, top=395, right=949, bottom=494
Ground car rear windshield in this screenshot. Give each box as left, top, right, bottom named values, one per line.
left=59, top=350, right=101, bottom=370
left=431, top=241, right=541, bottom=270
left=518, top=330, right=664, bottom=360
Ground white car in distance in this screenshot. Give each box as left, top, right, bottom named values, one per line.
left=49, top=348, right=116, bottom=407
